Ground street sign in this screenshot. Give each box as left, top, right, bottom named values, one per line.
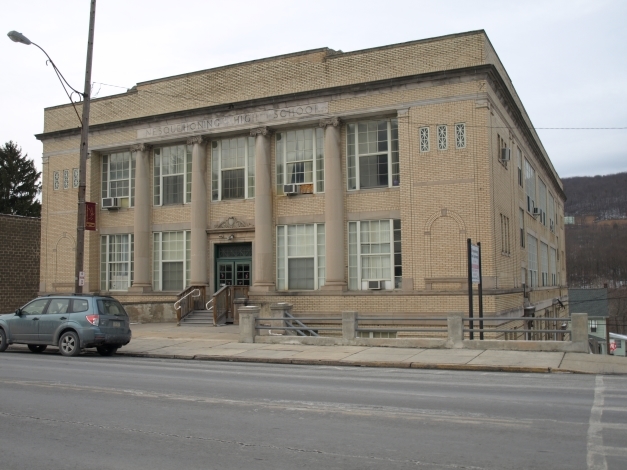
left=79, top=271, right=85, bottom=279
left=78, top=278, right=85, bottom=287
left=471, top=244, right=480, bottom=283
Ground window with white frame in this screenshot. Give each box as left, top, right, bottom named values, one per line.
left=437, top=125, right=447, bottom=150
left=519, top=208, right=525, bottom=248
left=53, top=171, right=60, bottom=190
left=154, top=145, right=191, bottom=206
left=211, top=137, right=255, bottom=201
left=548, top=192, right=555, bottom=232
left=419, top=127, right=430, bottom=152
left=63, top=169, right=69, bottom=189
left=538, top=178, right=547, bottom=226
left=102, top=151, right=136, bottom=208
left=527, top=234, right=538, bottom=287
left=276, top=128, right=323, bottom=195
left=540, top=242, right=549, bottom=287
left=590, top=320, right=598, bottom=333
left=153, top=231, right=191, bottom=291
left=348, top=219, right=401, bottom=290
left=524, top=159, right=536, bottom=213
left=550, top=247, right=557, bottom=286
left=455, top=123, right=466, bottom=149
left=100, top=234, right=134, bottom=291
left=276, top=224, right=325, bottom=290
left=72, top=168, right=79, bottom=188
left=347, top=119, right=399, bottom=190
left=517, top=148, right=523, bottom=187
left=500, top=214, right=510, bottom=255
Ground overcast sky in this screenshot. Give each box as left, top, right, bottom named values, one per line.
left=1, top=0, right=625, bottom=180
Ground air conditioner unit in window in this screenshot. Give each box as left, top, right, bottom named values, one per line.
left=102, top=197, right=120, bottom=209
left=550, top=220, right=555, bottom=232
left=532, top=207, right=541, bottom=217
left=283, top=184, right=299, bottom=195
left=367, top=280, right=383, bottom=290
left=500, top=148, right=511, bottom=162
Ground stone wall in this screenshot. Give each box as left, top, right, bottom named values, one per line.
left=0, top=214, right=41, bottom=311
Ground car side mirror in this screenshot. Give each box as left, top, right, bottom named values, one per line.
left=15, top=308, right=22, bottom=316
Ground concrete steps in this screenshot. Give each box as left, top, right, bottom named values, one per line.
left=180, top=310, right=214, bottom=326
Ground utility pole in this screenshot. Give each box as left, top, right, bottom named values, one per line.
left=75, top=0, right=96, bottom=293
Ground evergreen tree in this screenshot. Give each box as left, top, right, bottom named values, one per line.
left=0, top=141, right=41, bottom=217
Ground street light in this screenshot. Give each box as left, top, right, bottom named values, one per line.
left=8, top=0, right=97, bottom=294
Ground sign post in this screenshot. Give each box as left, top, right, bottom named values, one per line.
left=467, top=239, right=481, bottom=340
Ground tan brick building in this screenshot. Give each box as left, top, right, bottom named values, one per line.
left=36, top=30, right=567, bottom=322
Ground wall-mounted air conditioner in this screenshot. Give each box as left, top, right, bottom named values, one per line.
left=102, top=197, right=120, bottom=209
left=532, top=207, right=541, bottom=217
left=500, top=148, right=511, bottom=162
left=283, top=184, right=299, bottom=195
left=367, top=280, right=383, bottom=290
left=550, top=220, right=555, bottom=232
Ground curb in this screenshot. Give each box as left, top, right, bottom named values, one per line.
left=116, top=350, right=592, bottom=375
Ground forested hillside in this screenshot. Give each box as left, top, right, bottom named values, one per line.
left=563, top=172, right=627, bottom=218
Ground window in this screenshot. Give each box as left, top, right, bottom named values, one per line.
left=100, top=234, right=134, bottom=291
left=550, top=247, right=557, bottom=286
left=437, top=125, right=448, bottom=150
left=527, top=234, right=538, bottom=287
left=455, top=123, right=466, bottom=149
left=419, top=127, right=430, bottom=152
left=347, top=119, right=399, bottom=190
left=500, top=214, right=510, bottom=255
left=540, top=242, right=549, bottom=287
left=348, top=219, right=401, bottom=290
left=276, top=224, right=325, bottom=290
left=276, top=128, right=323, bottom=195
left=72, top=168, right=79, bottom=188
left=102, top=151, right=136, bottom=208
left=498, top=134, right=508, bottom=167
left=212, top=137, right=255, bottom=200
left=154, top=145, right=192, bottom=206
left=47, top=298, right=70, bottom=314
left=524, top=159, right=536, bottom=213
left=153, top=231, right=191, bottom=291
left=519, top=208, right=525, bottom=248
left=538, top=178, right=547, bottom=225
left=53, top=171, right=60, bottom=190
left=63, top=169, right=69, bottom=189
left=548, top=192, right=555, bottom=232
left=517, top=148, right=523, bottom=187
left=590, top=320, right=598, bottom=333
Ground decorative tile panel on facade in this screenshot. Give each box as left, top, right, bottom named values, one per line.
left=37, top=30, right=567, bottom=323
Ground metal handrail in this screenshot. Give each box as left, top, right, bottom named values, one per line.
left=464, top=329, right=571, bottom=334
left=462, top=316, right=570, bottom=321
left=358, top=317, right=448, bottom=321
left=174, top=288, right=200, bottom=311
left=356, top=328, right=448, bottom=333
left=205, top=298, right=214, bottom=311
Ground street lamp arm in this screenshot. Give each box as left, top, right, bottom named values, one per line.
left=30, top=42, right=85, bottom=98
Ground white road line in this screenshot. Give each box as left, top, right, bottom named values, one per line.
left=601, top=446, right=627, bottom=458
left=587, top=375, right=607, bottom=470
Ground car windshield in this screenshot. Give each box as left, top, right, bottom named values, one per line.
left=97, top=299, right=128, bottom=317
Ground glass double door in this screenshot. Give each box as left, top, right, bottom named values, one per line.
left=217, top=260, right=251, bottom=288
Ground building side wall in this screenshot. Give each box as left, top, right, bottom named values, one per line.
left=0, top=214, right=41, bottom=311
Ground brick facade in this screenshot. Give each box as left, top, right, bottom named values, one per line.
left=36, top=30, right=567, bottom=321
left=0, top=214, right=41, bottom=311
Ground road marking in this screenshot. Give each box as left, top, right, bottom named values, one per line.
left=587, top=375, right=607, bottom=470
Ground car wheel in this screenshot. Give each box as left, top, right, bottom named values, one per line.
left=58, top=331, right=81, bottom=357
left=27, top=344, right=48, bottom=353
left=96, top=345, right=119, bottom=356
left=0, top=329, right=7, bottom=352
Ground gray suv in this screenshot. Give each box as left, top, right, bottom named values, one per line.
left=0, top=294, right=132, bottom=357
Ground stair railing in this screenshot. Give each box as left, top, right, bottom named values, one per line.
left=174, top=286, right=205, bottom=325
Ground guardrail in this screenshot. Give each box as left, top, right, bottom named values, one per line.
left=463, top=316, right=571, bottom=341
left=237, top=307, right=589, bottom=353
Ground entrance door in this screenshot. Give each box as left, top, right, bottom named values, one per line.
left=215, top=243, right=252, bottom=291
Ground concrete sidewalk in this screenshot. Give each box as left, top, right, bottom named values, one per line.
left=110, top=323, right=627, bottom=375
left=6, top=323, right=625, bottom=374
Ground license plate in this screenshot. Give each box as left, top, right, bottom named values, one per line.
left=112, top=321, right=121, bottom=328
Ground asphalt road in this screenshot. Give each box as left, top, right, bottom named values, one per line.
left=0, top=350, right=625, bottom=470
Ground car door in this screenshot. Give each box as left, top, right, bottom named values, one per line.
left=8, top=299, right=50, bottom=343
left=38, top=298, right=70, bottom=343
